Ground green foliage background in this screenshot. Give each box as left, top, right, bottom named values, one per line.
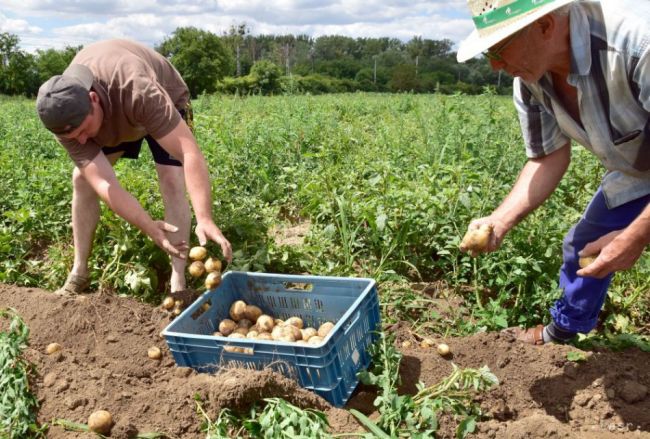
left=0, top=93, right=647, bottom=334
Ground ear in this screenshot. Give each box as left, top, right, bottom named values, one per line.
left=535, top=14, right=556, bottom=40
left=89, top=91, right=100, bottom=103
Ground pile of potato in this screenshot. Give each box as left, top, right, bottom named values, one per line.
left=160, top=246, right=223, bottom=316
left=187, top=246, right=223, bottom=289
left=214, top=299, right=335, bottom=352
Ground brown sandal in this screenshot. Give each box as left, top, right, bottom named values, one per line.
left=502, top=324, right=545, bottom=345
left=55, top=274, right=90, bottom=296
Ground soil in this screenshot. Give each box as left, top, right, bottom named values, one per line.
left=2, top=283, right=649, bottom=439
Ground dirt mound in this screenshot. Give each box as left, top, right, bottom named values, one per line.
left=1, top=284, right=649, bottom=438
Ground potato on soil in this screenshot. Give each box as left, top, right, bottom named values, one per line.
left=579, top=255, right=597, bottom=269
left=46, top=343, right=62, bottom=354
left=218, top=319, right=237, bottom=336
left=204, top=257, right=222, bottom=273
left=188, top=261, right=205, bottom=278
left=459, top=223, right=493, bottom=254
left=420, top=337, right=436, bottom=349
left=437, top=343, right=451, bottom=356
left=229, top=300, right=247, bottom=321
left=88, top=410, right=113, bottom=435
left=189, top=246, right=207, bottom=261
left=162, top=297, right=175, bottom=310
left=257, top=315, right=274, bottom=333
left=205, top=271, right=222, bottom=289
left=172, top=307, right=182, bottom=317
left=317, top=322, right=335, bottom=338
left=244, top=305, right=262, bottom=322
left=147, top=346, right=162, bottom=360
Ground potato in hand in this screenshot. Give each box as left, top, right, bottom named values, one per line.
left=459, top=223, right=493, bottom=255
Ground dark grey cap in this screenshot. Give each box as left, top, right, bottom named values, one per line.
left=36, top=64, right=94, bottom=134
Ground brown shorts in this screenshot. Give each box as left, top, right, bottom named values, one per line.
left=101, top=103, right=193, bottom=167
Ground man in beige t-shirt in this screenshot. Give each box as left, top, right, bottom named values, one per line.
left=36, top=39, right=232, bottom=295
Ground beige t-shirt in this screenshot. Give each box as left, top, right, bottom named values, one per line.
left=58, top=39, right=190, bottom=167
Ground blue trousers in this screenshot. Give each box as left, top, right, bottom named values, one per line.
left=550, top=188, right=650, bottom=334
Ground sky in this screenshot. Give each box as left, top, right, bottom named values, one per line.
left=0, top=0, right=474, bottom=53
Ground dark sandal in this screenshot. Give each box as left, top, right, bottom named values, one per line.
left=502, top=324, right=545, bottom=345
left=55, top=274, right=90, bottom=296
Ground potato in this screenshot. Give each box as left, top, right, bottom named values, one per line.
left=257, top=333, right=273, bottom=340
left=420, top=337, right=436, bottom=349
left=234, top=327, right=249, bottom=336
left=279, top=334, right=296, bottom=342
left=301, top=327, right=317, bottom=340
left=579, top=256, right=597, bottom=269
left=296, top=340, right=309, bottom=346
left=205, top=272, right=222, bottom=289
left=257, top=315, right=274, bottom=333
left=201, top=302, right=211, bottom=313
left=229, top=300, right=247, bottom=321
left=172, top=307, right=182, bottom=317
left=204, top=257, right=222, bottom=273
left=174, top=299, right=184, bottom=309
left=147, top=346, right=162, bottom=360
left=437, top=343, right=451, bottom=356
left=284, top=324, right=302, bottom=341
left=219, top=319, right=237, bottom=336
left=88, top=410, right=113, bottom=435
left=274, top=319, right=285, bottom=327
left=246, top=330, right=259, bottom=339
left=212, top=331, right=223, bottom=337
left=228, top=332, right=245, bottom=339
left=188, top=261, right=205, bottom=278
left=46, top=343, right=62, bottom=355
left=285, top=317, right=304, bottom=329
left=244, top=305, right=262, bottom=322
left=307, top=335, right=324, bottom=345
left=189, top=246, right=207, bottom=261
left=459, top=224, right=493, bottom=254
left=237, top=319, right=253, bottom=329
left=271, top=325, right=286, bottom=340
left=317, top=322, right=335, bottom=338
left=162, top=297, right=175, bottom=310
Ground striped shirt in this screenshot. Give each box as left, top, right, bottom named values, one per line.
left=513, top=0, right=650, bottom=208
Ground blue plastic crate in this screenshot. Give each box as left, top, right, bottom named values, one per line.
left=162, top=271, right=381, bottom=407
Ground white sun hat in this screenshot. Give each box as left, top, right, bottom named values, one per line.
left=457, top=0, right=576, bottom=62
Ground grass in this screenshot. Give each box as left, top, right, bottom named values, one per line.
left=0, top=92, right=647, bottom=335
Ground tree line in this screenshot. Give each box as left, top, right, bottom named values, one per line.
left=0, top=26, right=512, bottom=98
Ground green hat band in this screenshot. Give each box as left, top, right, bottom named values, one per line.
left=473, top=0, right=556, bottom=30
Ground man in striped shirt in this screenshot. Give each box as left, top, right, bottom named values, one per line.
left=457, top=0, right=649, bottom=344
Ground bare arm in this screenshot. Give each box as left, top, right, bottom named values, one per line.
left=79, top=153, right=188, bottom=257
left=462, top=142, right=571, bottom=254
left=155, top=120, right=232, bottom=262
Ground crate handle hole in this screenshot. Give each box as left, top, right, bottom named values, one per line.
left=283, top=282, right=313, bottom=292
left=190, top=299, right=212, bottom=320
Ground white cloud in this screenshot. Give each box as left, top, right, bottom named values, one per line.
left=0, top=12, right=42, bottom=34
left=0, top=0, right=475, bottom=52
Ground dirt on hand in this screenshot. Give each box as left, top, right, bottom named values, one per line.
left=1, top=283, right=649, bottom=438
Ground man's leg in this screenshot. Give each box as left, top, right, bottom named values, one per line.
left=549, top=188, right=650, bottom=339
left=155, top=163, right=190, bottom=293
left=59, top=152, right=123, bottom=293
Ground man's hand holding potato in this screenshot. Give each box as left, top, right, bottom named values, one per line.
left=459, top=217, right=509, bottom=257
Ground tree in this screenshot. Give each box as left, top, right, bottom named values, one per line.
left=250, top=60, right=282, bottom=94
left=36, top=46, right=82, bottom=84
left=0, top=32, right=39, bottom=96
left=156, top=27, right=234, bottom=96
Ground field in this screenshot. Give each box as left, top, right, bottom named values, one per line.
left=1, top=93, right=649, bottom=438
